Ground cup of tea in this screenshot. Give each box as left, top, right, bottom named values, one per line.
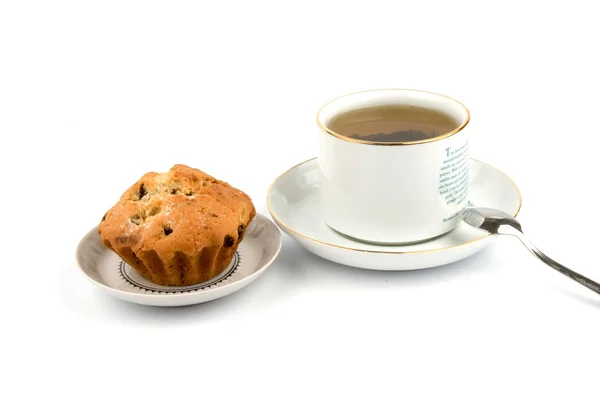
left=317, top=89, right=471, bottom=244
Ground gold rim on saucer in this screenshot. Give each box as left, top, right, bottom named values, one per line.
left=266, top=157, right=522, bottom=255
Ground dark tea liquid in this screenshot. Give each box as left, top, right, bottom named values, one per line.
left=327, top=104, right=458, bottom=143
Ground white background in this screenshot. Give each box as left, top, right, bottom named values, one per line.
left=1, top=1, right=599, bottom=396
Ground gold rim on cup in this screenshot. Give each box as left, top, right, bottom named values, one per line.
left=316, top=88, right=471, bottom=146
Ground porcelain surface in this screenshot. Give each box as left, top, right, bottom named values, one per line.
left=267, top=158, right=521, bottom=271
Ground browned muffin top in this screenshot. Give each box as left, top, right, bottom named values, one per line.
left=98, top=164, right=255, bottom=259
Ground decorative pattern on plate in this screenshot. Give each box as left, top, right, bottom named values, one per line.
left=117, top=252, right=240, bottom=293
left=76, top=213, right=282, bottom=306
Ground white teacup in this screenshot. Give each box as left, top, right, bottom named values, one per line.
left=317, top=89, right=470, bottom=244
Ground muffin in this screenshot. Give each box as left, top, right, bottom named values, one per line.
left=98, top=164, right=256, bottom=286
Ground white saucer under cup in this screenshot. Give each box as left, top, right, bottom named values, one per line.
left=76, top=213, right=282, bottom=307
left=267, top=158, right=521, bottom=271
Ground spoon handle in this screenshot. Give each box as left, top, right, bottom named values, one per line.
left=511, top=231, right=600, bottom=295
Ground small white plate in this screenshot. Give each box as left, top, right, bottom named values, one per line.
left=76, top=213, right=282, bottom=306
left=267, top=158, right=522, bottom=271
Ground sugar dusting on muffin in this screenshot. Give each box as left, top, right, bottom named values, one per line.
left=98, top=164, right=255, bottom=286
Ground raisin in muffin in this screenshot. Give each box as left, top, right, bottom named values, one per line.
left=98, top=164, right=255, bottom=286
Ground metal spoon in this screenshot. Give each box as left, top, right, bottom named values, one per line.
left=460, top=207, right=600, bottom=295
